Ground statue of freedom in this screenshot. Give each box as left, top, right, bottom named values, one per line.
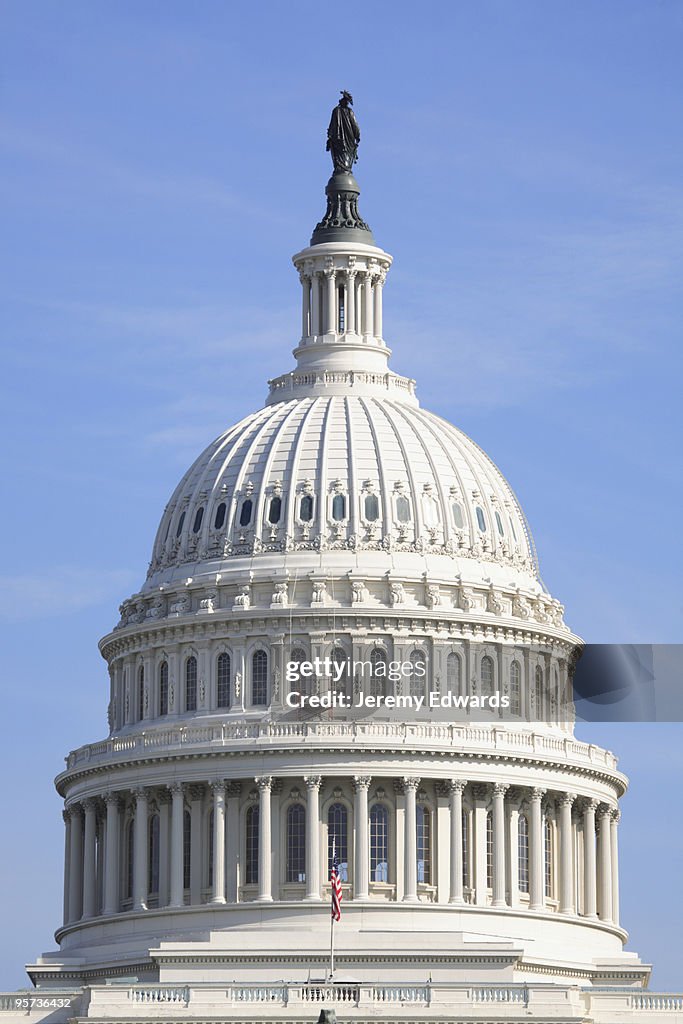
left=326, top=91, right=360, bottom=174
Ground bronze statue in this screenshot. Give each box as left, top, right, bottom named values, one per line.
left=326, top=90, right=360, bottom=174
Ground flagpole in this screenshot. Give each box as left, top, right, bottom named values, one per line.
left=329, top=838, right=335, bottom=981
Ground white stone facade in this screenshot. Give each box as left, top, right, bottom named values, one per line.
left=3, top=148, right=681, bottom=1024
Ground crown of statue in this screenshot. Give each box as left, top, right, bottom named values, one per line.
left=340, top=90, right=353, bottom=103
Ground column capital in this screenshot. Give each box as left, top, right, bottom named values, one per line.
left=598, top=802, right=614, bottom=820
left=210, top=779, right=226, bottom=795
left=447, top=779, right=466, bottom=795
left=131, top=786, right=149, bottom=803
left=353, top=775, right=371, bottom=792
left=65, top=802, right=82, bottom=820
left=303, top=775, right=322, bottom=791
left=492, top=783, right=509, bottom=799
left=611, top=807, right=621, bottom=823
left=582, top=797, right=599, bottom=814
left=402, top=776, right=421, bottom=792
left=529, top=787, right=546, bottom=802
left=81, top=797, right=98, bottom=813
left=558, top=791, right=576, bottom=808
left=168, top=782, right=185, bottom=799
left=62, top=808, right=70, bottom=825
left=255, top=775, right=273, bottom=792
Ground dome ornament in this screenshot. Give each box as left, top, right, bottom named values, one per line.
left=311, top=92, right=373, bottom=245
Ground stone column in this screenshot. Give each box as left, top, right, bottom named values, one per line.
left=67, top=805, right=83, bottom=923
left=310, top=272, right=321, bottom=337
left=158, top=791, right=171, bottom=907
left=597, top=804, right=613, bottom=924
left=353, top=775, right=371, bottom=900
left=492, top=783, right=508, bottom=907
left=558, top=793, right=576, bottom=915
left=582, top=798, right=598, bottom=919
left=403, top=777, right=420, bottom=903
left=374, top=272, right=385, bottom=339
left=303, top=775, right=322, bottom=901
left=256, top=776, right=273, bottom=902
left=169, top=783, right=185, bottom=908
left=611, top=808, right=620, bottom=926
left=300, top=273, right=310, bottom=339
left=81, top=799, right=98, bottom=919
left=325, top=268, right=336, bottom=335
left=362, top=272, right=374, bottom=338
left=529, top=787, right=546, bottom=911
left=448, top=780, right=465, bottom=905
left=62, top=809, right=71, bottom=926
left=210, top=781, right=226, bottom=904
left=103, top=793, right=121, bottom=915
left=132, top=787, right=149, bottom=912
left=189, top=785, right=204, bottom=905
left=346, top=270, right=356, bottom=333
left=225, top=782, right=241, bottom=902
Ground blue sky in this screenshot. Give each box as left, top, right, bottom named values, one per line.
left=1, top=0, right=681, bottom=991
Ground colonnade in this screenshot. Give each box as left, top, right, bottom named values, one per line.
left=299, top=265, right=386, bottom=341
left=61, top=775, right=620, bottom=930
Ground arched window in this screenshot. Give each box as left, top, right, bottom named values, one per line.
left=416, top=805, right=431, bottom=884
left=364, top=492, right=379, bottom=521
left=217, top=652, right=231, bottom=708
left=332, top=647, right=350, bottom=696
left=495, top=510, right=504, bottom=536
left=148, top=813, right=160, bottom=896
left=452, top=501, right=464, bottom=529
left=369, top=647, right=387, bottom=697
left=245, top=805, right=259, bottom=885
left=183, top=810, right=191, bottom=891
left=252, top=650, right=268, bottom=706
left=481, top=655, right=494, bottom=697
left=545, top=817, right=553, bottom=898
left=175, top=510, right=185, bottom=538
left=510, top=660, right=521, bottom=716
left=268, top=495, right=282, bottom=524
left=286, top=804, right=306, bottom=883
left=137, top=665, right=145, bottom=721
left=447, top=652, right=461, bottom=696
left=518, top=814, right=529, bottom=893
left=328, top=803, right=348, bottom=882
left=208, top=808, right=214, bottom=888
left=192, top=506, right=204, bottom=533
left=239, top=499, right=253, bottom=527
left=185, top=656, right=197, bottom=712
left=409, top=649, right=426, bottom=699
left=370, top=805, right=388, bottom=883
left=475, top=506, right=486, bottom=531
left=535, top=665, right=544, bottom=720
left=396, top=494, right=411, bottom=523
left=299, top=494, right=314, bottom=522
left=125, top=819, right=134, bottom=901
left=213, top=502, right=226, bottom=530
left=337, top=284, right=345, bottom=332
left=159, top=661, right=169, bottom=717
left=332, top=493, right=346, bottom=521
left=486, top=811, right=493, bottom=888
left=462, top=810, right=469, bottom=888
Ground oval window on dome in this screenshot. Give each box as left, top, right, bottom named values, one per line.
left=509, top=517, right=518, bottom=542
left=300, top=494, right=314, bottom=522
left=396, top=495, right=411, bottom=523
left=268, top=495, right=282, bottom=524
left=452, top=502, right=464, bottom=529
left=364, top=493, right=380, bottom=521
left=214, top=502, right=226, bottom=530
left=175, top=511, right=186, bottom=538
left=495, top=510, right=504, bottom=536
left=332, top=493, right=346, bottom=521
left=163, top=517, right=172, bottom=543
left=192, top=507, right=204, bottom=534
left=239, top=499, right=253, bottom=527
left=475, top=506, right=486, bottom=531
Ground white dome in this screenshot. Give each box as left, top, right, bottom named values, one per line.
left=146, top=394, right=538, bottom=590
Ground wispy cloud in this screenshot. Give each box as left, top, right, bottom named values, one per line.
left=0, top=567, right=138, bottom=622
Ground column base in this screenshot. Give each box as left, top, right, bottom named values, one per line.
left=209, top=896, right=227, bottom=905
left=255, top=895, right=273, bottom=903
left=449, top=896, right=465, bottom=905
left=303, top=894, right=322, bottom=903
left=402, top=895, right=420, bottom=904
left=492, top=899, right=508, bottom=908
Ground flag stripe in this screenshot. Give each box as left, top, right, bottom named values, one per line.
left=330, top=855, right=342, bottom=921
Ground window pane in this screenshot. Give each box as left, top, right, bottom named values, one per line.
left=327, top=803, right=348, bottom=882
left=370, top=804, right=388, bottom=882
left=268, top=496, right=282, bottom=524
left=416, top=805, right=431, bottom=884
left=159, top=661, right=169, bottom=716
left=369, top=648, right=386, bottom=697
left=332, top=493, right=346, bottom=521
left=138, top=666, right=145, bottom=721
left=192, top=507, right=204, bottom=533
left=481, top=656, right=494, bottom=696
left=300, top=494, right=314, bottom=522
left=396, top=495, right=411, bottom=523
left=217, top=652, right=231, bottom=708
left=252, top=650, right=268, bottom=706
left=518, top=815, right=529, bottom=893
left=452, top=502, right=464, bottom=529
left=239, top=499, right=253, bottom=527
left=185, top=656, right=197, bottom=712
left=409, top=649, right=426, bottom=698
left=246, top=806, right=259, bottom=884
left=214, top=502, right=226, bottom=529
left=495, top=511, right=504, bottom=536
left=476, top=506, right=486, bottom=531
left=364, top=493, right=379, bottom=521
left=510, top=661, right=521, bottom=715
left=287, top=804, right=306, bottom=883
left=175, top=511, right=185, bottom=538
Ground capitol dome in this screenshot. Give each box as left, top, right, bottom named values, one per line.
left=20, top=99, right=668, bottom=1024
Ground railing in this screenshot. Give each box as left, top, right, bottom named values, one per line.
left=371, top=986, right=429, bottom=1003
left=298, top=985, right=360, bottom=1003
left=128, top=986, right=189, bottom=1004
left=630, top=993, right=683, bottom=1011
left=64, top=719, right=620, bottom=773
left=472, top=986, right=528, bottom=1004
left=268, top=370, right=417, bottom=397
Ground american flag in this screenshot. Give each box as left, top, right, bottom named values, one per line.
left=330, top=851, right=342, bottom=922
